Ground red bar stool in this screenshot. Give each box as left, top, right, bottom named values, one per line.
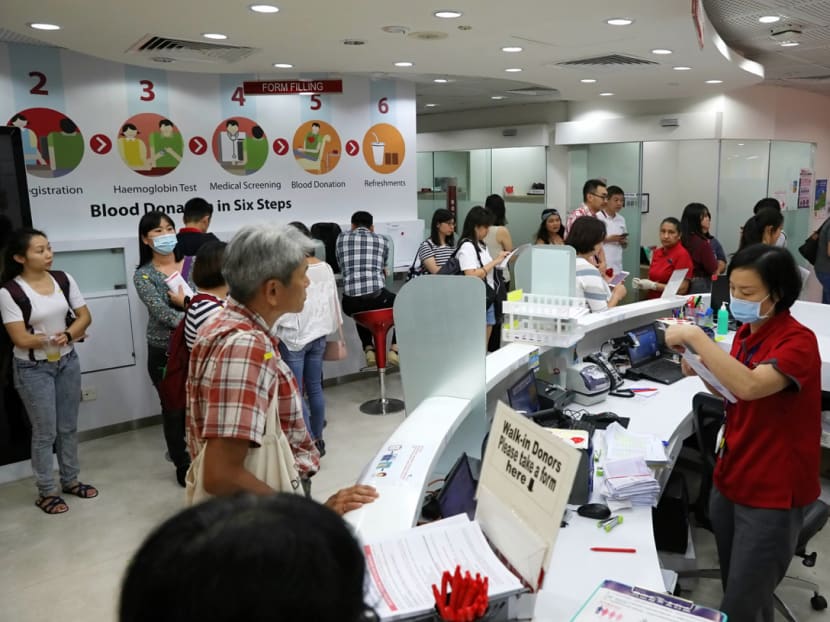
left=352, top=308, right=405, bottom=415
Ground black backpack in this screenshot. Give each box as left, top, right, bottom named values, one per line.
left=436, top=238, right=471, bottom=276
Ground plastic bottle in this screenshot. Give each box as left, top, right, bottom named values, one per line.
left=717, top=302, right=729, bottom=336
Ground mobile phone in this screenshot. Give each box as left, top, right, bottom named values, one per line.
left=609, top=271, right=629, bottom=287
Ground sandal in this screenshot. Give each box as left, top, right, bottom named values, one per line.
left=36, top=495, right=69, bottom=515
left=62, top=482, right=99, bottom=499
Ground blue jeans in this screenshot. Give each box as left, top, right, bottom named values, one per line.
left=278, top=336, right=326, bottom=441
left=13, top=350, right=82, bottom=497
left=816, top=271, right=830, bottom=304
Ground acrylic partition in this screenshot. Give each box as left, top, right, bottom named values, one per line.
left=512, top=244, right=576, bottom=297
left=768, top=141, right=816, bottom=265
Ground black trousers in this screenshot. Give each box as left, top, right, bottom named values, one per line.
left=147, top=344, right=190, bottom=470
left=341, top=289, right=397, bottom=351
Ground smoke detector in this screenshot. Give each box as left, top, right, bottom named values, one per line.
left=769, top=23, right=803, bottom=46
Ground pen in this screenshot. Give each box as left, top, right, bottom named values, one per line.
left=590, top=547, right=637, bottom=553
left=630, top=388, right=658, bottom=393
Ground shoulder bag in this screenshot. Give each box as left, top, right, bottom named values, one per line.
left=799, top=219, right=828, bottom=265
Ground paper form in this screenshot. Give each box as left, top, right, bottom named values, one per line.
left=681, top=349, right=737, bottom=403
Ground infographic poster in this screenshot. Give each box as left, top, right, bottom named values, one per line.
left=0, top=43, right=416, bottom=240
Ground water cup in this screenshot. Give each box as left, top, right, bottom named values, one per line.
left=43, top=336, right=61, bottom=362
left=371, top=142, right=385, bottom=166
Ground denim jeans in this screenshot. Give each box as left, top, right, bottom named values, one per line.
left=816, top=271, right=830, bottom=305
left=278, top=336, right=326, bottom=441
left=13, top=349, right=82, bottom=497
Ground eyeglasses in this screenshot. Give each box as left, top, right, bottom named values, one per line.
left=590, top=192, right=609, bottom=200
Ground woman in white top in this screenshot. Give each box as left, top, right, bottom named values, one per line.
left=0, top=228, right=95, bottom=514
left=566, top=216, right=627, bottom=312
left=457, top=206, right=510, bottom=347
left=274, top=222, right=342, bottom=456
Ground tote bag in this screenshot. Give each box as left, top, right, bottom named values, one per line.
left=185, top=341, right=302, bottom=505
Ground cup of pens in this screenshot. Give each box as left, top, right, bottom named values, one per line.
left=432, top=566, right=497, bottom=622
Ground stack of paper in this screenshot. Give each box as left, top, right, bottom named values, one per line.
left=604, top=422, right=667, bottom=465
left=603, top=456, right=660, bottom=507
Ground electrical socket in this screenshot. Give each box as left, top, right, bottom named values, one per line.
left=81, top=387, right=97, bottom=401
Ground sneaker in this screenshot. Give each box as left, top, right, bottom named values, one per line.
left=364, top=348, right=376, bottom=367
left=315, top=439, right=326, bottom=457
left=387, top=349, right=400, bottom=366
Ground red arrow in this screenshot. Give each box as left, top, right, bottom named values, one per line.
left=89, top=134, right=112, bottom=154
left=189, top=137, right=206, bottom=155
left=345, top=139, right=360, bottom=156
left=273, top=137, right=289, bottom=156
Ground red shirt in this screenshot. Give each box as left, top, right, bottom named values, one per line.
left=714, top=311, right=821, bottom=509
left=647, top=243, right=693, bottom=300
left=683, top=233, right=718, bottom=279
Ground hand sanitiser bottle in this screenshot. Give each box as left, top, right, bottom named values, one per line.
left=717, top=302, right=729, bottom=336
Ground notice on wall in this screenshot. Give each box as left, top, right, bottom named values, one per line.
left=475, top=402, right=579, bottom=589
left=0, top=42, right=416, bottom=240
left=815, top=179, right=827, bottom=215
left=798, top=168, right=814, bottom=209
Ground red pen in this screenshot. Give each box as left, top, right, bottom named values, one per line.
left=590, top=546, right=637, bottom=553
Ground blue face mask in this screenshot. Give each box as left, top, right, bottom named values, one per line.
left=152, top=233, right=177, bottom=255
left=729, top=293, right=771, bottom=324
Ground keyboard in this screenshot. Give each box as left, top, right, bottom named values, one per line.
left=637, top=357, right=684, bottom=384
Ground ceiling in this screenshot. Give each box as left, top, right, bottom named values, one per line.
left=2, top=0, right=770, bottom=114
left=703, top=0, right=830, bottom=94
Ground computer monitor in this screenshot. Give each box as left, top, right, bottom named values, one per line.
left=437, top=453, right=479, bottom=520
left=626, top=324, right=661, bottom=366
left=506, top=370, right=539, bottom=414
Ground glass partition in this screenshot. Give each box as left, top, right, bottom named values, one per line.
left=768, top=141, right=816, bottom=262
left=53, top=248, right=128, bottom=293
left=718, top=140, right=771, bottom=256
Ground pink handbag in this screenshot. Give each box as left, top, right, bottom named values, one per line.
left=323, top=324, right=347, bottom=361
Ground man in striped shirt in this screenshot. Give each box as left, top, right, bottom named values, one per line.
left=186, top=225, right=377, bottom=515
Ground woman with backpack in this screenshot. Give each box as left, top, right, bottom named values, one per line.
left=0, top=228, right=95, bottom=514
left=133, top=212, right=192, bottom=486
left=410, top=209, right=456, bottom=277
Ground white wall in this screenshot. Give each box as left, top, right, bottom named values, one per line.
left=491, top=146, right=546, bottom=196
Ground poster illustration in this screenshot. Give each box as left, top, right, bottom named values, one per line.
left=798, top=168, right=814, bottom=209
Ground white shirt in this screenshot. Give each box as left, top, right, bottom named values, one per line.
left=0, top=273, right=85, bottom=360
left=274, top=262, right=341, bottom=351
left=574, top=257, right=611, bottom=313
left=597, top=209, right=627, bottom=275
left=457, top=240, right=495, bottom=288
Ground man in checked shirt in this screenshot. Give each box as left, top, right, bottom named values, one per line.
left=186, top=224, right=377, bottom=515
left=336, top=211, right=399, bottom=367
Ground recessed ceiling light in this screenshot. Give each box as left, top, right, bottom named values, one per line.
left=780, top=41, right=800, bottom=47
left=433, top=78, right=449, bottom=83
left=249, top=4, right=279, bottom=13
left=394, top=61, right=414, bottom=67
left=759, top=15, right=781, bottom=24
left=434, top=10, right=462, bottom=18
left=606, top=18, right=633, bottom=26
left=673, top=66, right=692, bottom=71
left=580, top=79, right=597, bottom=84
left=501, top=46, right=523, bottom=53
left=705, top=79, right=723, bottom=84
left=202, top=33, right=227, bottom=40
left=425, top=103, right=438, bottom=107
left=273, top=63, right=293, bottom=68
left=651, top=48, right=672, bottom=55
left=599, top=92, right=614, bottom=96
left=505, top=67, right=523, bottom=72
left=28, top=23, right=61, bottom=31
left=491, top=95, right=506, bottom=100
left=737, top=143, right=745, bottom=146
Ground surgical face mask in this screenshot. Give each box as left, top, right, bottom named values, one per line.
left=729, top=293, right=771, bottom=324
left=152, top=233, right=177, bottom=255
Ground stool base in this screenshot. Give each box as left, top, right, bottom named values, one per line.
left=360, top=398, right=405, bottom=415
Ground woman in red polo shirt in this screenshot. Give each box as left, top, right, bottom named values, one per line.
left=664, top=244, right=821, bottom=622
left=634, top=217, right=693, bottom=299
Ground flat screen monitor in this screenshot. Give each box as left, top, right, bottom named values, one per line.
left=626, top=324, right=661, bottom=367
left=437, top=453, right=479, bottom=520
left=506, top=370, right=539, bottom=414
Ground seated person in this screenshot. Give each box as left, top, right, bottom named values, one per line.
left=566, top=216, right=626, bottom=312
left=634, top=217, right=693, bottom=299
left=120, top=494, right=373, bottom=622
left=535, top=208, right=566, bottom=245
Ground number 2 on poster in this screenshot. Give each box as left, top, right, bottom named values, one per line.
left=29, top=71, right=48, bottom=95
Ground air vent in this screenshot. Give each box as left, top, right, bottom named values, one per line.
left=788, top=74, right=830, bottom=81
left=504, top=87, right=561, bottom=97
left=557, top=54, right=659, bottom=67
left=126, top=35, right=256, bottom=64
left=408, top=31, right=449, bottom=41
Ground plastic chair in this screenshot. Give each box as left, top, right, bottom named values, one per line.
left=352, top=308, right=404, bottom=416
left=678, top=392, right=828, bottom=621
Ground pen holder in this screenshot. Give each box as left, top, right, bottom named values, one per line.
left=431, top=598, right=508, bottom=622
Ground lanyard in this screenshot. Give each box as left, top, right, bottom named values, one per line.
left=737, top=341, right=763, bottom=367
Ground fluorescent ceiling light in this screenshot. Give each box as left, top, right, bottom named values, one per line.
left=273, top=63, right=293, bottom=68
left=705, top=79, right=723, bottom=84
left=505, top=67, right=522, bottom=72
left=501, top=46, right=523, bottom=52
left=780, top=41, right=800, bottom=47
left=599, top=92, right=614, bottom=96
left=249, top=4, right=279, bottom=13
left=606, top=18, right=633, bottom=26
left=759, top=15, right=781, bottom=24
left=580, top=79, right=597, bottom=83
left=394, top=61, right=414, bottom=67
left=425, top=103, right=438, bottom=107
left=651, top=48, right=672, bottom=55
left=29, top=23, right=61, bottom=30
left=202, top=33, right=228, bottom=40
left=434, top=10, right=462, bottom=18
left=673, top=66, right=692, bottom=71
left=491, top=96, right=506, bottom=100
left=433, top=78, right=449, bottom=83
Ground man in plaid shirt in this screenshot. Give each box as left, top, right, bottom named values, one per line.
left=336, top=211, right=399, bottom=367
left=187, top=224, right=377, bottom=515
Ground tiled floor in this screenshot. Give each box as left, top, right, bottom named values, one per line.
left=0, top=374, right=828, bottom=621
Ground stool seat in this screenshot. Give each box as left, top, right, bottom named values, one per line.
left=352, top=307, right=404, bottom=415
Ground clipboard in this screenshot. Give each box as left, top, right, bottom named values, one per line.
left=570, top=579, right=727, bottom=621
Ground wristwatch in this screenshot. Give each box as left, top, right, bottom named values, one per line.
left=63, top=331, right=73, bottom=343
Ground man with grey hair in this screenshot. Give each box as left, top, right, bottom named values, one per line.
left=186, top=224, right=378, bottom=515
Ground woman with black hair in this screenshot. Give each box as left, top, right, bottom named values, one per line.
left=566, top=216, right=626, bottom=312
left=120, top=494, right=373, bottom=622
left=414, top=208, right=456, bottom=275
left=133, top=211, right=192, bottom=486
left=665, top=245, right=821, bottom=622
left=457, top=206, right=509, bottom=347
left=680, top=202, right=719, bottom=293
left=738, top=207, right=783, bottom=251
left=535, top=208, right=566, bottom=245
